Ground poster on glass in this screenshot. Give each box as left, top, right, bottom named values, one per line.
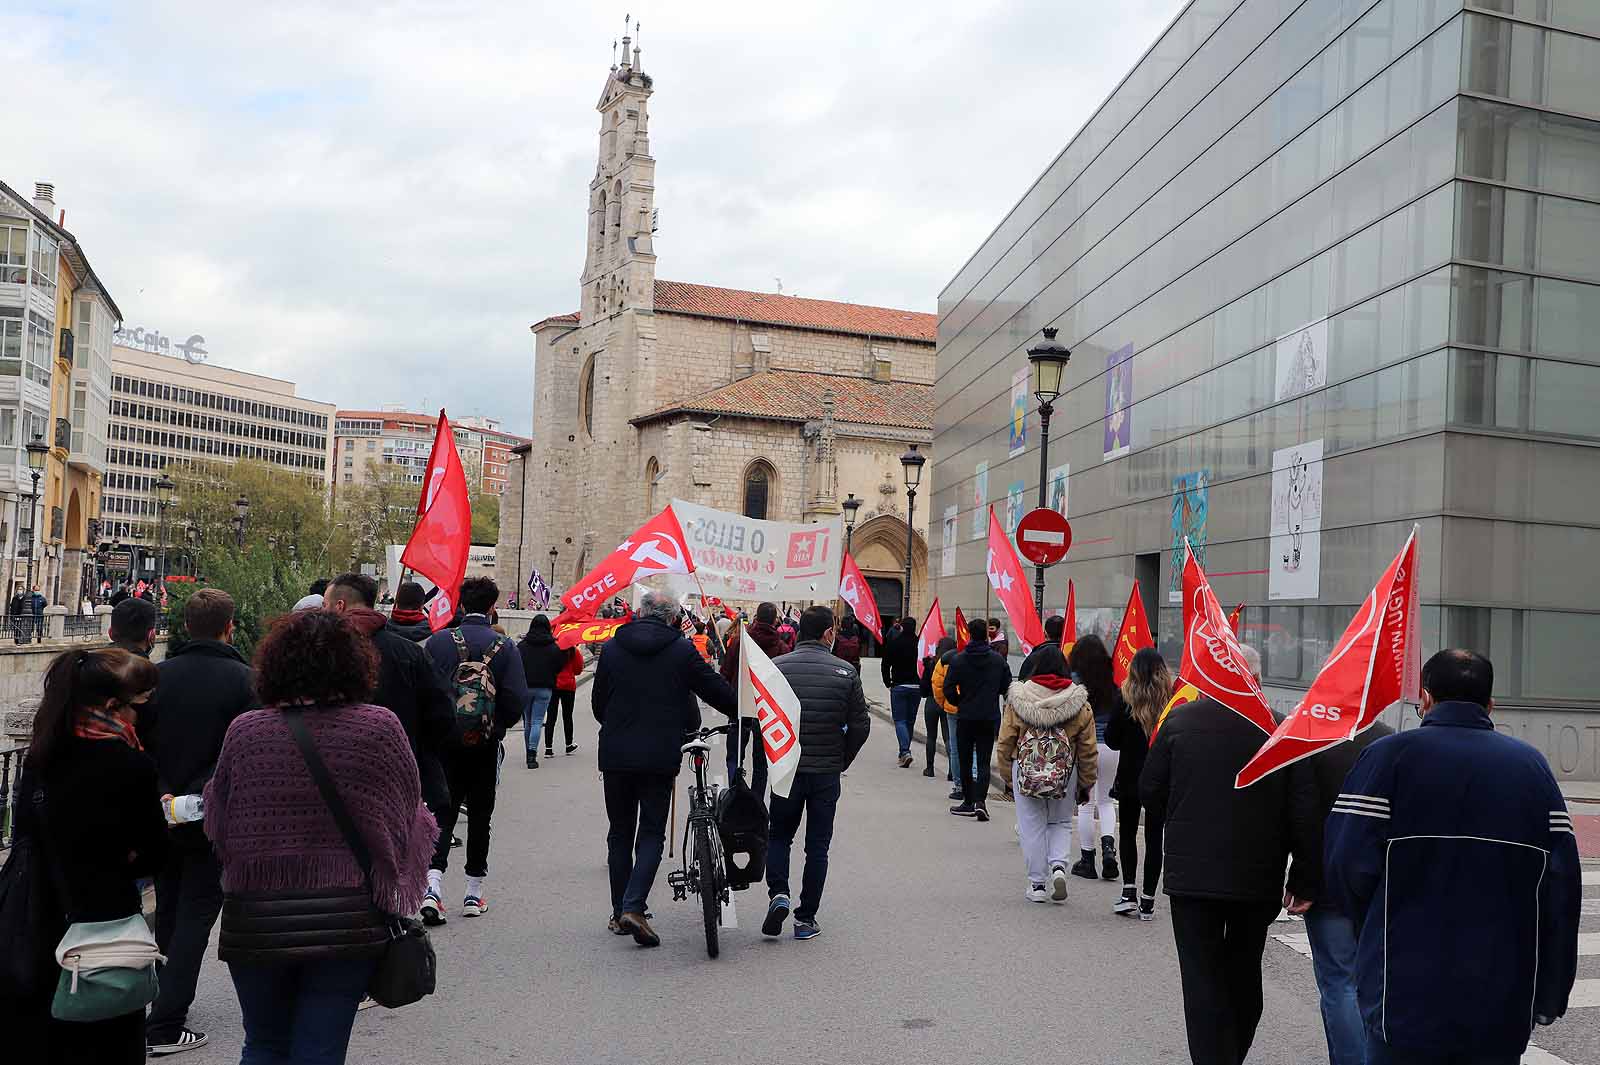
left=1168, top=470, right=1209, bottom=603
left=1269, top=439, right=1324, bottom=600
left=1274, top=318, right=1328, bottom=401
left=1048, top=463, right=1070, bottom=517
left=941, top=505, right=958, bottom=578
left=1103, top=344, right=1133, bottom=461
left=1008, top=366, right=1029, bottom=458
left=1005, top=479, right=1026, bottom=536
left=971, top=462, right=989, bottom=538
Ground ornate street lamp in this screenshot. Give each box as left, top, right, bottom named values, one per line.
left=232, top=495, right=249, bottom=549
left=23, top=433, right=49, bottom=608
left=841, top=493, right=862, bottom=554
left=154, top=473, right=176, bottom=587
left=1027, top=326, right=1072, bottom=616
left=548, top=545, right=558, bottom=585
left=899, top=444, right=925, bottom=620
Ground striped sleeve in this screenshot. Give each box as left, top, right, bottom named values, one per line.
left=1325, top=744, right=1393, bottom=920
left=1331, top=792, right=1392, bottom=821
left=1549, top=809, right=1575, bottom=836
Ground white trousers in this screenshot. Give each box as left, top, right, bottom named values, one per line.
left=1076, top=743, right=1119, bottom=852
left=1013, top=771, right=1075, bottom=885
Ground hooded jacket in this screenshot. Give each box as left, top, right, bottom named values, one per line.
left=941, top=639, right=1012, bottom=722
left=996, top=679, right=1097, bottom=793
left=139, top=639, right=257, bottom=799
left=519, top=624, right=571, bottom=689
left=386, top=608, right=432, bottom=643
left=880, top=626, right=921, bottom=688
left=593, top=616, right=737, bottom=775
left=345, top=608, right=454, bottom=813
left=771, top=639, right=871, bottom=774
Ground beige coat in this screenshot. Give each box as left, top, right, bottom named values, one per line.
left=996, top=679, right=1098, bottom=793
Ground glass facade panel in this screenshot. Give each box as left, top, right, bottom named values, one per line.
left=1463, top=13, right=1600, bottom=117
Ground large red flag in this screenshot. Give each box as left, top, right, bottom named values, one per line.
left=954, top=606, right=970, bottom=650
left=1064, top=579, right=1078, bottom=652
left=838, top=551, right=883, bottom=643
left=985, top=507, right=1046, bottom=653
left=562, top=506, right=694, bottom=612
left=917, top=598, right=946, bottom=677
left=1236, top=528, right=1420, bottom=788
left=1111, top=581, right=1154, bottom=686
left=1177, top=541, right=1277, bottom=735
left=401, top=411, right=472, bottom=632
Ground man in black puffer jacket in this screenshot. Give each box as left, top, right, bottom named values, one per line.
left=880, top=615, right=921, bottom=767
left=593, top=592, right=737, bottom=947
left=758, top=605, right=870, bottom=942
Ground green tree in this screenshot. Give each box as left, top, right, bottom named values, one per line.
left=470, top=487, right=499, bottom=543
left=165, top=542, right=321, bottom=660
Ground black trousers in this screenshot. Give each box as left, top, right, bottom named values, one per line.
left=543, top=688, right=576, bottom=749
left=603, top=771, right=674, bottom=917
left=147, top=830, right=224, bottom=1042
left=726, top=719, right=769, bottom=798
left=955, top=718, right=996, bottom=805
left=921, top=699, right=943, bottom=771
left=1117, top=796, right=1165, bottom=897
left=431, top=746, right=499, bottom=876
left=1169, top=895, right=1281, bottom=1065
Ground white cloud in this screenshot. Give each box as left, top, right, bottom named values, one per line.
left=5, top=0, right=1183, bottom=435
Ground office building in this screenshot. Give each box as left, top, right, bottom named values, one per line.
left=932, top=2, right=1600, bottom=776
left=332, top=410, right=528, bottom=498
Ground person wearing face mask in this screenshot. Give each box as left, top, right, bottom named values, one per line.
left=759, top=605, right=871, bottom=943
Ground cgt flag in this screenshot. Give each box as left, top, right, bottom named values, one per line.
left=738, top=629, right=804, bottom=799
left=954, top=606, right=970, bottom=650
left=550, top=610, right=627, bottom=650
left=401, top=410, right=472, bottom=632
left=562, top=506, right=694, bottom=612
left=839, top=551, right=883, bottom=643
left=985, top=507, right=1046, bottom=653
left=1111, top=581, right=1153, bottom=686
left=917, top=598, right=946, bottom=677
left=1178, top=541, right=1277, bottom=735
left=1236, top=527, right=1420, bottom=788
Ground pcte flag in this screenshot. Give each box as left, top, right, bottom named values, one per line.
left=839, top=551, right=883, bottom=643
left=1111, top=581, right=1154, bottom=686
left=917, top=598, right=946, bottom=677
left=400, top=410, right=472, bottom=632
left=562, top=505, right=695, bottom=612
left=738, top=632, right=803, bottom=799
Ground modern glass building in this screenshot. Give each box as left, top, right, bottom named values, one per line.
left=931, top=0, right=1600, bottom=777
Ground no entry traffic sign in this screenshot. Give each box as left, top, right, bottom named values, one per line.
left=1016, top=508, right=1073, bottom=566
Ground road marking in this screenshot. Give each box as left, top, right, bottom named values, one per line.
left=1568, top=979, right=1600, bottom=1009
left=1581, top=898, right=1600, bottom=917
left=1580, top=932, right=1600, bottom=955
left=1524, top=1044, right=1576, bottom=1064
left=1271, top=933, right=1312, bottom=958
left=1583, top=868, right=1600, bottom=887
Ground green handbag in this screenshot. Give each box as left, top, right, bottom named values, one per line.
left=50, top=914, right=164, bottom=1023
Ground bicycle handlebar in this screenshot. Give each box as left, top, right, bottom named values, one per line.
left=684, top=723, right=732, bottom=740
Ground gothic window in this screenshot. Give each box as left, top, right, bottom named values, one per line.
left=579, top=355, right=597, bottom=438
left=644, top=456, right=660, bottom=512
left=597, top=190, right=607, bottom=240
left=743, top=460, right=775, bottom=521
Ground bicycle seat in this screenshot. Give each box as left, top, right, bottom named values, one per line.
left=680, top=738, right=713, bottom=755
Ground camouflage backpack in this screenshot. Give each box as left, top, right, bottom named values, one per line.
left=449, top=628, right=508, bottom=747
left=1016, top=723, right=1075, bottom=799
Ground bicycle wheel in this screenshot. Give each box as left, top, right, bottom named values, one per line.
left=693, top=821, right=722, bottom=959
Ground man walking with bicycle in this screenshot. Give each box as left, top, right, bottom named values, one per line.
left=761, top=605, right=870, bottom=942
left=593, top=592, right=737, bottom=947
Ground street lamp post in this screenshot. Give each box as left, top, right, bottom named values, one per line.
left=23, top=433, right=49, bottom=610
left=899, top=445, right=925, bottom=620
left=1027, top=327, right=1072, bottom=618
left=154, top=473, right=176, bottom=588
left=841, top=493, right=862, bottom=555
left=232, top=495, right=250, bottom=549
left=548, top=546, right=558, bottom=585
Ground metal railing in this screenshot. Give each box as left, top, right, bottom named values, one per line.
left=0, top=744, right=26, bottom=850
left=0, top=614, right=45, bottom=644
left=63, top=615, right=103, bottom=639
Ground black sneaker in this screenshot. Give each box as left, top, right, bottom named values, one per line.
left=526, top=751, right=539, bottom=769
left=922, top=766, right=935, bottom=777
left=1138, top=896, right=1156, bottom=922
left=1114, top=886, right=1138, bottom=916
left=543, top=747, right=554, bottom=759
left=974, top=804, right=990, bottom=823
left=1071, top=851, right=1098, bottom=880
left=948, top=786, right=963, bottom=801
left=762, top=894, right=791, bottom=938
left=148, top=1028, right=208, bottom=1056
left=566, top=743, right=579, bottom=755
left=1100, top=836, right=1120, bottom=881
left=949, top=803, right=977, bottom=817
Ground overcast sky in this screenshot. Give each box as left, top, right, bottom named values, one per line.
left=7, top=1, right=1184, bottom=435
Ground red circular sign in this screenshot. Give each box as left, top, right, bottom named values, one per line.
left=1015, top=508, right=1073, bottom=566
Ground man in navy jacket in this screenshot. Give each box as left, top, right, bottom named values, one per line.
left=1326, top=649, right=1580, bottom=1064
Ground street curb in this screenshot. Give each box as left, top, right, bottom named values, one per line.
left=863, top=693, right=1006, bottom=799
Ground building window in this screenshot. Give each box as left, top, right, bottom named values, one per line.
left=644, top=456, right=659, bottom=512
left=578, top=354, right=597, bottom=437
left=28, top=230, right=56, bottom=294
left=0, top=223, right=26, bottom=283
left=743, top=460, right=774, bottom=521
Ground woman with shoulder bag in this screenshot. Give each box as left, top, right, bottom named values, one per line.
left=0, top=647, right=168, bottom=1064
left=205, top=610, right=436, bottom=1065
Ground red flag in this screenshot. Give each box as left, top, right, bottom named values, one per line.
left=1237, top=528, right=1420, bottom=788
left=401, top=411, right=472, bottom=632
left=1228, top=602, right=1244, bottom=636
left=954, top=606, right=970, bottom=650
left=985, top=507, right=1046, bottom=653
left=1064, top=579, right=1078, bottom=651
left=1111, top=581, right=1154, bottom=686
left=838, top=551, right=883, bottom=643
left=1177, top=542, right=1277, bottom=735
left=917, top=598, right=946, bottom=677
left=563, top=506, right=694, bottom=612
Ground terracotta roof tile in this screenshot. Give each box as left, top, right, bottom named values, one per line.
left=532, top=311, right=580, bottom=330
left=631, top=369, right=931, bottom=431
left=652, top=281, right=934, bottom=342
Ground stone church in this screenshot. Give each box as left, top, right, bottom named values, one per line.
left=499, top=34, right=935, bottom=627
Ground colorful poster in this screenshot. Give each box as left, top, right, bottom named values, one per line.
left=971, top=462, right=989, bottom=538
left=1275, top=318, right=1328, bottom=401
left=1005, top=479, right=1026, bottom=536
left=1168, top=469, right=1210, bottom=603
left=1048, top=463, right=1070, bottom=517
left=940, top=505, right=958, bottom=578
left=1269, top=439, right=1324, bottom=600
left=1008, top=366, right=1029, bottom=458
left=1103, top=343, right=1133, bottom=460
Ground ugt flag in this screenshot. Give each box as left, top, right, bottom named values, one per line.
left=917, top=598, right=946, bottom=678
left=1177, top=541, right=1277, bottom=735
left=985, top=506, right=1046, bottom=653
left=738, top=630, right=803, bottom=799
left=563, top=506, right=694, bottom=612
left=401, top=411, right=472, bottom=632
left=1236, top=527, right=1420, bottom=788
left=839, top=550, right=883, bottom=643
left=1111, top=580, right=1153, bottom=686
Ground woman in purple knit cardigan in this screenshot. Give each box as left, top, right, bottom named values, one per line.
left=205, top=610, right=435, bottom=1065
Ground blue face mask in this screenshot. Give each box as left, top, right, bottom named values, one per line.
left=1070, top=671, right=1081, bottom=684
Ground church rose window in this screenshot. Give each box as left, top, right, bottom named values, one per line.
left=743, top=461, right=773, bottom=521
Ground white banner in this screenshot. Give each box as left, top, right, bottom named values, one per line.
left=738, top=633, right=803, bottom=798
left=672, top=500, right=842, bottom=603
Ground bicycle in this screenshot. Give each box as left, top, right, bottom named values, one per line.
left=667, top=722, right=731, bottom=958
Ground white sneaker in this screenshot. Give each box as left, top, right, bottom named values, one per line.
left=1049, top=865, right=1070, bottom=902
left=1025, top=883, right=1049, bottom=903
left=148, top=1028, right=208, bottom=1056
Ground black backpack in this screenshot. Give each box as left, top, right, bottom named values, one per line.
left=715, top=771, right=769, bottom=891
left=0, top=783, right=70, bottom=1000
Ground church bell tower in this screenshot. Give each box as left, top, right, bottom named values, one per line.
left=581, top=22, right=657, bottom=324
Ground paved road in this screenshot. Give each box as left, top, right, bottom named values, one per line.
left=169, top=674, right=1597, bottom=1065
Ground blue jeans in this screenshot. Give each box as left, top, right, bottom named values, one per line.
left=525, top=688, right=551, bottom=754
left=767, top=771, right=841, bottom=924
left=890, top=685, right=920, bottom=756
left=229, top=957, right=378, bottom=1065
left=1305, top=908, right=1366, bottom=1065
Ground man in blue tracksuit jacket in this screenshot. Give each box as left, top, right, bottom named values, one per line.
left=1326, top=649, right=1579, bottom=1065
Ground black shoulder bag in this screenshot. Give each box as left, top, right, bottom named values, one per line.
left=283, top=711, right=436, bottom=1009
left=0, top=782, right=72, bottom=999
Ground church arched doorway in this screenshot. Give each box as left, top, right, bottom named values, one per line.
left=847, top=513, right=928, bottom=656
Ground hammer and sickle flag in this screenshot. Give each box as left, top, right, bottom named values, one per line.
left=562, top=506, right=695, bottom=612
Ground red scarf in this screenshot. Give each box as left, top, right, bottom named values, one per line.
left=1029, top=673, right=1075, bottom=692
left=74, top=705, right=144, bottom=751
left=391, top=607, right=427, bottom=625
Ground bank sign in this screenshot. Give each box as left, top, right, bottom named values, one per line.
left=114, top=325, right=208, bottom=364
